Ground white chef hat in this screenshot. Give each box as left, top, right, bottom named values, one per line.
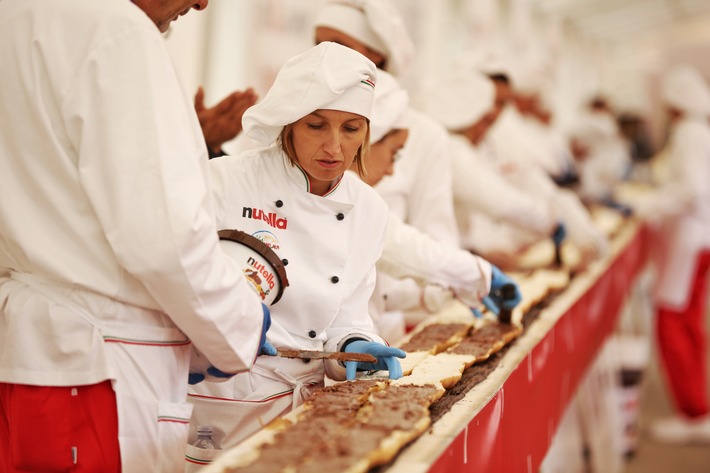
left=569, top=111, right=618, bottom=146
left=242, top=42, right=377, bottom=146
left=417, top=71, right=496, bottom=131
left=661, top=64, right=710, bottom=118
left=509, top=53, right=551, bottom=96
left=370, top=69, right=409, bottom=143
left=313, top=0, right=415, bottom=77
left=469, top=49, right=513, bottom=81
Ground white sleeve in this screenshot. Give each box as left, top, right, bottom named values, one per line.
left=66, top=26, right=264, bottom=374
left=553, top=189, right=609, bottom=257
left=377, top=213, right=491, bottom=307
left=323, top=208, right=389, bottom=380
left=377, top=109, right=460, bottom=246
left=451, top=138, right=557, bottom=236
left=649, top=123, right=710, bottom=219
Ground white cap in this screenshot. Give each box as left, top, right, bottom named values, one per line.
left=370, top=69, right=409, bottom=143
left=569, top=111, right=618, bottom=146
left=509, top=52, right=551, bottom=96
left=661, top=64, right=710, bottom=118
left=469, top=49, right=513, bottom=81
left=418, top=71, right=496, bottom=131
left=313, top=0, right=415, bottom=77
left=243, top=42, right=377, bottom=146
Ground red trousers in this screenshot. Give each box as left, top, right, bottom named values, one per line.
left=656, top=251, right=710, bottom=419
left=0, top=381, right=121, bottom=472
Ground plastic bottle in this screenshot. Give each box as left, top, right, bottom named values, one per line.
left=192, top=425, right=218, bottom=450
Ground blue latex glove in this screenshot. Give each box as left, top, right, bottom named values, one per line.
left=551, top=222, right=567, bottom=247
left=600, top=197, right=633, bottom=217
left=470, top=307, right=485, bottom=318
left=343, top=340, right=406, bottom=381
left=188, top=303, right=276, bottom=385
left=259, top=304, right=277, bottom=356
left=188, top=364, right=243, bottom=385
left=486, top=265, right=523, bottom=315
left=188, top=372, right=206, bottom=385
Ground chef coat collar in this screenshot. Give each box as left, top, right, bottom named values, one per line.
left=282, top=153, right=344, bottom=197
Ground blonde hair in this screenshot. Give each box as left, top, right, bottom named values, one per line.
left=278, top=123, right=371, bottom=178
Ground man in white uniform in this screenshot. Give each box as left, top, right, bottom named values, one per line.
left=418, top=69, right=565, bottom=268
left=0, top=1, right=269, bottom=472
left=626, top=65, right=710, bottom=443
left=483, top=61, right=608, bottom=270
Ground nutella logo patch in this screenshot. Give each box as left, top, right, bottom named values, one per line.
left=246, top=257, right=276, bottom=292
left=242, top=207, right=287, bottom=229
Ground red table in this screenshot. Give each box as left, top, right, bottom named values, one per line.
left=428, top=223, right=648, bottom=472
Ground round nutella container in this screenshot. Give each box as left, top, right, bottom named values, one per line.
left=217, top=229, right=289, bottom=306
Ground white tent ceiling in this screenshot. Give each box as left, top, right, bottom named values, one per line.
left=531, top=0, right=710, bottom=53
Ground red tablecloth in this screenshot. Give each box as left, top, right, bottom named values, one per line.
left=429, top=224, right=648, bottom=472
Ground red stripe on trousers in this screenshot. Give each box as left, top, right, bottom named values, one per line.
left=656, top=251, right=710, bottom=418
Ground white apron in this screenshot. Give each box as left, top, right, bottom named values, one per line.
left=5, top=272, right=194, bottom=473
left=184, top=359, right=323, bottom=472
left=648, top=118, right=710, bottom=309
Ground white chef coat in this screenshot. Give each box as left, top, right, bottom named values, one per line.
left=187, top=145, right=389, bottom=452
left=643, top=117, right=710, bottom=309
left=0, top=1, right=263, bottom=471
left=370, top=211, right=492, bottom=341
left=519, top=116, right=576, bottom=181
left=485, top=107, right=608, bottom=257
left=375, top=107, right=461, bottom=246
left=572, top=112, right=631, bottom=201
left=449, top=134, right=557, bottom=239
left=375, top=212, right=492, bottom=309
left=576, top=138, right=630, bottom=201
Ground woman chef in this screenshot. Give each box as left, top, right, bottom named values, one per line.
left=629, top=65, right=710, bottom=443
left=185, top=42, right=406, bottom=459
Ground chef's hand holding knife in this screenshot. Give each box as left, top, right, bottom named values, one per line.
left=189, top=303, right=275, bottom=385
left=481, top=265, right=523, bottom=322
left=343, top=340, right=406, bottom=381
left=552, top=222, right=567, bottom=267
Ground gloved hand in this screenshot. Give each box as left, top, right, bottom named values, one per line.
left=551, top=222, right=567, bottom=247
left=259, top=304, right=277, bottom=356
left=483, top=265, right=522, bottom=316
left=188, top=303, right=276, bottom=385
left=343, top=340, right=406, bottom=381
left=470, top=306, right=485, bottom=318
left=188, top=346, right=235, bottom=385
left=600, top=197, right=633, bottom=217
left=188, top=372, right=207, bottom=385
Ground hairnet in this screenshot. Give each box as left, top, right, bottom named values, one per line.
left=313, top=0, right=415, bottom=77
left=242, top=42, right=377, bottom=146
left=417, top=71, right=496, bottom=131
left=370, top=69, right=409, bottom=143
left=661, top=64, right=710, bottom=117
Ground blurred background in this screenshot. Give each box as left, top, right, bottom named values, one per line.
left=161, top=2, right=710, bottom=471
left=163, top=0, right=710, bottom=155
